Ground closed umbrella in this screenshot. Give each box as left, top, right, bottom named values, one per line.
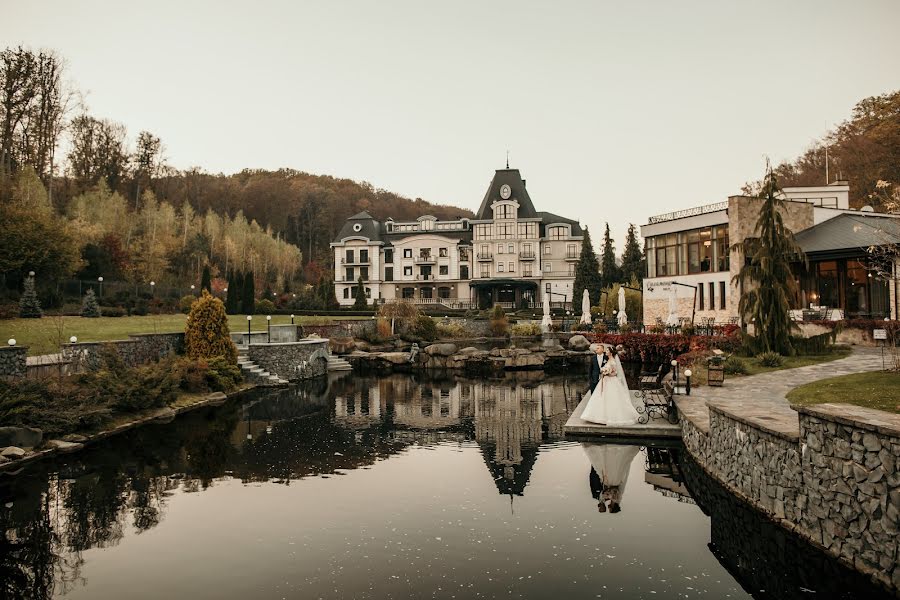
left=617, top=287, right=628, bottom=325
left=580, top=289, right=592, bottom=325
left=665, top=285, right=679, bottom=327
left=541, top=292, right=553, bottom=332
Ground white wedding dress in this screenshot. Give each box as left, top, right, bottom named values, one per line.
left=580, top=355, right=640, bottom=426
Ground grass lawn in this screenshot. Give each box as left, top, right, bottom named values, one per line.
left=686, top=346, right=853, bottom=387
left=1, top=313, right=364, bottom=356
left=786, top=371, right=900, bottom=414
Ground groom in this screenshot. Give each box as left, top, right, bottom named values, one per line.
left=588, top=343, right=609, bottom=393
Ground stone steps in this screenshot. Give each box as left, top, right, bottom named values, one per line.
left=326, top=355, right=352, bottom=372
left=237, top=352, right=288, bottom=386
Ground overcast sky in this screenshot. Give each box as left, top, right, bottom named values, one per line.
left=4, top=0, right=900, bottom=246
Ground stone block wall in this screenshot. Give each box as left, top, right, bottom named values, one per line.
left=0, top=346, right=27, bottom=378
left=64, top=332, right=185, bottom=371
left=246, top=339, right=329, bottom=381
left=678, top=400, right=900, bottom=592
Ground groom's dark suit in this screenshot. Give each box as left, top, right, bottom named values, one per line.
left=588, top=351, right=609, bottom=393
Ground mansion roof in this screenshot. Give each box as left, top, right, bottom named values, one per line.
left=795, top=213, right=900, bottom=256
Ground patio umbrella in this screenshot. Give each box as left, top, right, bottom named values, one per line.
left=617, top=287, right=628, bottom=325
left=580, top=289, right=592, bottom=325
left=665, top=285, right=679, bottom=327
left=541, top=293, right=553, bottom=332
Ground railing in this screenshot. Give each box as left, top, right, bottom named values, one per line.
left=476, top=253, right=493, bottom=261
left=519, top=251, right=536, bottom=260
left=340, top=257, right=370, bottom=265
left=565, top=252, right=579, bottom=260
left=415, top=275, right=434, bottom=281
left=647, top=201, right=729, bottom=224
left=414, top=255, right=436, bottom=264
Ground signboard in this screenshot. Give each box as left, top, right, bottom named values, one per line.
left=874, top=329, right=887, bottom=340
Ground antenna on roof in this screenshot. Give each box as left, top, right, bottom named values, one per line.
left=506, top=149, right=509, bottom=169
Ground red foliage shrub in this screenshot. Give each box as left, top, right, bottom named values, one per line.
left=588, top=329, right=742, bottom=364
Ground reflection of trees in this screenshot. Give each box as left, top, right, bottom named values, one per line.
left=0, top=485, right=58, bottom=600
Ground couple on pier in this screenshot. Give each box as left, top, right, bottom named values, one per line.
left=581, top=343, right=639, bottom=426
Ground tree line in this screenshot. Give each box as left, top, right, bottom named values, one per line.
left=572, top=222, right=645, bottom=309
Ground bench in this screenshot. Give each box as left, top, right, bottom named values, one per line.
left=636, top=364, right=678, bottom=424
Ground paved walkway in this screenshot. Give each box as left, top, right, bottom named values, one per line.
left=675, top=347, right=885, bottom=439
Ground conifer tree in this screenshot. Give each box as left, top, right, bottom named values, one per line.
left=224, top=271, right=236, bottom=314
left=621, top=224, right=645, bottom=284
left=81, top=288, right=102, bottom=317
left=600, top=223, right=621, bottom=288
left=572, top=227, right=603, bottom=306
left=18, top=272, right=42, bottom=318
left=242, top=270, right=256, bottom=314
left=733, top=166, right=805, bottom=355
left=353, top=276, right=368, bottom=309
left=185, top=290, right=238, bottom=364
left=200, top=264, right=212, bottom=292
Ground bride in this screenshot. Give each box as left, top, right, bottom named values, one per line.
left=581, top=346, right=639, bottom=426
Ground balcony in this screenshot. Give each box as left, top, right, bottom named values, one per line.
left=341, top=257, right=371, bottom=265
left=414, top=255, right=436, bottom=265
left=519, top=251, right=536, bottom=261
left=476, top=252, right=493, bottom=262
left=565, top=252, right=579, bottom=261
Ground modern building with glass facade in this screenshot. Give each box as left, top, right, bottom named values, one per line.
left=640, top=181, right=900, bottom=325
left=331, top=168, right=583, bottom=309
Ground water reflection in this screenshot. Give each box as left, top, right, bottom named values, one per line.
left=0, top=372, right=891, bottom=599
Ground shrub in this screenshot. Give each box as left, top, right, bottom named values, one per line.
left=756, top=351, right=783, bottom=367
left=18, top=274, right=42, bottom=318
left=376, top=317, right=392, bottom=338
left=489, top=305, right=509, bottom=337
left=413, top=315, right=438, bottom=342
left=681, top=325, right=695, bottom=337
left=437, top=322, right=468, bottom=339
left=205, top=355, right=242, bottom=392
left=104, top=306, right=127, bottom=317
left=255, top=298, right=276, bottom=314
left=593, top=322, right=608, bottom=334
left=510, top=322, right=541, bottom=336
left=81, top=289, right=101, bottom=317
left=723, top=356, right=749, bottom=375
left=131, top=298, right=149, bottom=316
left=357, top=321, right=388, bottom=345
left=180, top=295, right=196, bottom=314
left=185, top=290, right=238, bottom=364
left=571, top=322, right=593, bottom=332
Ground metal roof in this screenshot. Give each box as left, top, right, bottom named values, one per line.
left=794, top=213, right=900, bottom=255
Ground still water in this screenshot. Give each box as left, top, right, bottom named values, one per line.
left=0, top=373, right=889, bottom=600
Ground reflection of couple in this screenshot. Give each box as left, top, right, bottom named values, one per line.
left=581, top=344, right=639, bottom=425
left=583, top=443, right=640, bottom=513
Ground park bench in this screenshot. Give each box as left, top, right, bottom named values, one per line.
left=636, top=363, right=678, bottom=424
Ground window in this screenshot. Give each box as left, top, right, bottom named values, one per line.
left=345, top=249, right=355, bottom=263
left=460, top=265, right=469, bottom=279
left=544, top=245, right=551, bottom=255
left=365, top=287, right=371, bottom=298
left=719, top=281, right=726, bottom=310
left=439, top=247, right=448, bottom=257
left=545, top=283, right=552, bottom=296
left=498, top=263, right=505, bottom=273
left=384, top=249, right=393, bottom=264
left=402, top=287, right=414, bottom=299
left=497, top=223, right=513, bottom=238
left=547, top=226, right=567, bottom=239
left=439, top=265, right=449, bottom=276
left=385, top=267, right=394, bottom=282
left=343, top=288, right=350, bottom=299
left=544, top=262, right=552, bottom=272
left=506, top=244, right=513, bottom=254
left=498, top=244, right=504, bottom=254
left=421, top=287, right=432, bottom=299
left=518, top=222, right=537, bottom=238
left=522, top=243, right=533, bottom=257
left=459, top=248, right=470, bottom=261
left=403, top=266, right=413, bottom=276
left=523, top=264, right=532, bottom=277
left=360, top=249, right=369, bottom=263
left=708, top=282, right=715, bottom=310
left=508, top=262, right=515, bottom=272
left=438, top=286, right=451, bottom=299
left=568, top=264, right=575, bottom=276
left=345, top=267, right=354, bottom=281
left=647, top=226, right=729, bottom=278
left=419, top=248, right=432, bottom=260
left=403, top=249, right=412, bottom=258
left=360, top=267, right=369, bottom=281
left=494, top=204, right=514, bottom=219
left=699, top=283, right=704, bottom=309
left=480, top=265, right=490, bottom=278
left=475, top=224, right=493, bottom=239
left=566, top=244, right=577, bottom=259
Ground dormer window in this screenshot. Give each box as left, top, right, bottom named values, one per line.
left=547, top=225, right=569, bottom=240
left=493, top=202, right=516, bottom=220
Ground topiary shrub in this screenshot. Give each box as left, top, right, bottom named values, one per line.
left=185, top=290, right=237, bottom=364
left=489, top=305, right=509, bottom=337
left=18, top=273, right=42, bottom=318
left=723, top=356, right=749, bottom=375
left=255, top=298, right=275, bottom=314
left=756, top=351, right=783, bottom=368
left=81, top=289, right=102, bottom=317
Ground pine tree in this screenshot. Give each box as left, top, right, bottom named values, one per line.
left=81, top=288, right=102, bottom=317
left=200, top=264, right=212, bottom=292
left=572, top=227, right=603, bottom=306
left=224, top=272, right=236, bottom=314
left=185, top=290, right=238, bottom=364
left=620, top=224, right=645, bottom=284
left=242, top=270, right=256, bottom=314
left=600, top=223, right=621, bottom=288
left=733, top=166, right=805, bottom=355
left=353, top=276, right=368, bottom=309
left=18, top=273, right=42, bottom=318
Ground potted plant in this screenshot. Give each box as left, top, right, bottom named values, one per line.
left=706, top=349, right=727, bottom=386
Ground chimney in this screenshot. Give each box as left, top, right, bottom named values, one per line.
left=522, top=179, right=526, bottom=188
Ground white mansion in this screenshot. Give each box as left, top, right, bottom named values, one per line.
left=331, top=168, right=583, bottom=309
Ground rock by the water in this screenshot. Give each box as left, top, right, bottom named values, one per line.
left=0, top=455, right=8, bottom=465
left=206, top=391, right=228, bottom=406
left=425, top=343, right=458, bottom=356
left=354, top=340, right=371, bottom=352
left=459, top=347, right=479, bottom=355
left=61, top=433, right=88, bottom=443
left=329, top=337, right=355, bottom=354
left=0, top=426, right=43, bottom=449
left=1, top=446, right=27, bottom=459
left=46, top=439, right=84, bottom=454
left=569, top=335, right=590, bottom=351
left=150, top=407, right=176, bottom=424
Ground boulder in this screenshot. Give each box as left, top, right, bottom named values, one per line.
left=507, top=352, right=545, bottom=369
left=150, top=407, right=176, bottom=424
left=425, top=343, right=458, bottom=357
left=61, top=433, right=88, bottom=443
left=329, top=337, right=355, bottom=355
left=0, top=455, right=8, bottom=465
left=381, top=352, right=414, bottom=365
left=354, top=340, right=371, bottom=352
left=46, top=439, right=84, bottom=454
left=0, top=426, right=43, bottom=449
left=459, top=347, right=480, bottom=355
left=206, top=391, right=228, bottom=406
left=569, top=335, right=590, bottom=351
left=1, top=446, right=27, bottom=459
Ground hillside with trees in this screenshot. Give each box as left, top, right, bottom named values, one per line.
left=749, top=90, right=900, bottom=209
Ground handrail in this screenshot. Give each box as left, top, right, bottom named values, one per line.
left=647, top=201, right=729, bottom=224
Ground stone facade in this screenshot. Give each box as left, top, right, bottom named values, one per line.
left=0, top=346, right=27, bottom=378
left=677, top=398, right=900, bottom=592
left=246, top=339, right=330, bottom=381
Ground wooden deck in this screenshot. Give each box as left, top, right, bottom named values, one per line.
left=563, top=392, right=682, bottom=439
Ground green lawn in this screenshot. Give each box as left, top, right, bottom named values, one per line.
left=686, top=346, right=853, bottom=387
left=786, top=371, right=900, bottom=414
left=1, top=314, right=362, bottom=356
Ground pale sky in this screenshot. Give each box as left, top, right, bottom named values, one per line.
left=4, top=0, right=900, bottom=246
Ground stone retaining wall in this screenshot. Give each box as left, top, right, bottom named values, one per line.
left=64, top=332, right=185, bottom=371
left=0, top=346, right=27, bottom=378
left=246, top=339, right=329, bottom=381
left=677, top=399, right=900, bottom=592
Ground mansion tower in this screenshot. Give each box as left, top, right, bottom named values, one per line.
left=332, top=168, right=583, bottom=309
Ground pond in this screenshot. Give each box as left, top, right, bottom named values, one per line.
left=0, top=373, right=890, bottom=600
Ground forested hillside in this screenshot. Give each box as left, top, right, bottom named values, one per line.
left=749, top=90, right=900, bottom=208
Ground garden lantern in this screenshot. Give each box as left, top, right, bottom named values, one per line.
left=98, top=276, right=104, bottom=298
left=150, top=281, right=155, bottom=296
left=247, top=315, right=252, bottom=345
left=69, top=336, right=77, bottom=343
left=671, top=359, right=679, bottom=393
left=684, top=369, right=692, bottom=395
left=266, top=315, right=272, bottom=343
left=8, top=339, right=15, bottom=346
left=291, top=314, right=295, bottom=325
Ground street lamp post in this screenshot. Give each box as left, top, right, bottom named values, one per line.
left=190, top=284, right=196, bottom=296
left=150, top=281, right=155, bottom=297
left=290, top=314, right=295, bottom=325
left=98, top=276, right=104, bottom=298
left=266, top=315, right=272, bottom=343
left=684, top=368, right=692, bottom=395
left=247, top=315, right=252, bottom=346
left=671, top=359, right=679, bottom=394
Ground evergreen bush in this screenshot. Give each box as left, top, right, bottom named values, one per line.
left=723, top=356, right=749, bottom=375
left=18, top=273, right=42, bottom=318
left=81, top=289, right=102, bottom=317
left=489, top=304, right=509, bottom=337
left=185, top=290, right=237, bottom=364
left=255, top=298, right=275, bottom=314
left=242, top=271, right=256, bottom=314
left=201, top=264, right=212, bottom=292
left=353, top=276, right=368, bottom=309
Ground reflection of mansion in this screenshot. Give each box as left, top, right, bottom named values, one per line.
left=641, top=181, right=900, bottom=324
left=331, top=167, right=583, bottom=309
